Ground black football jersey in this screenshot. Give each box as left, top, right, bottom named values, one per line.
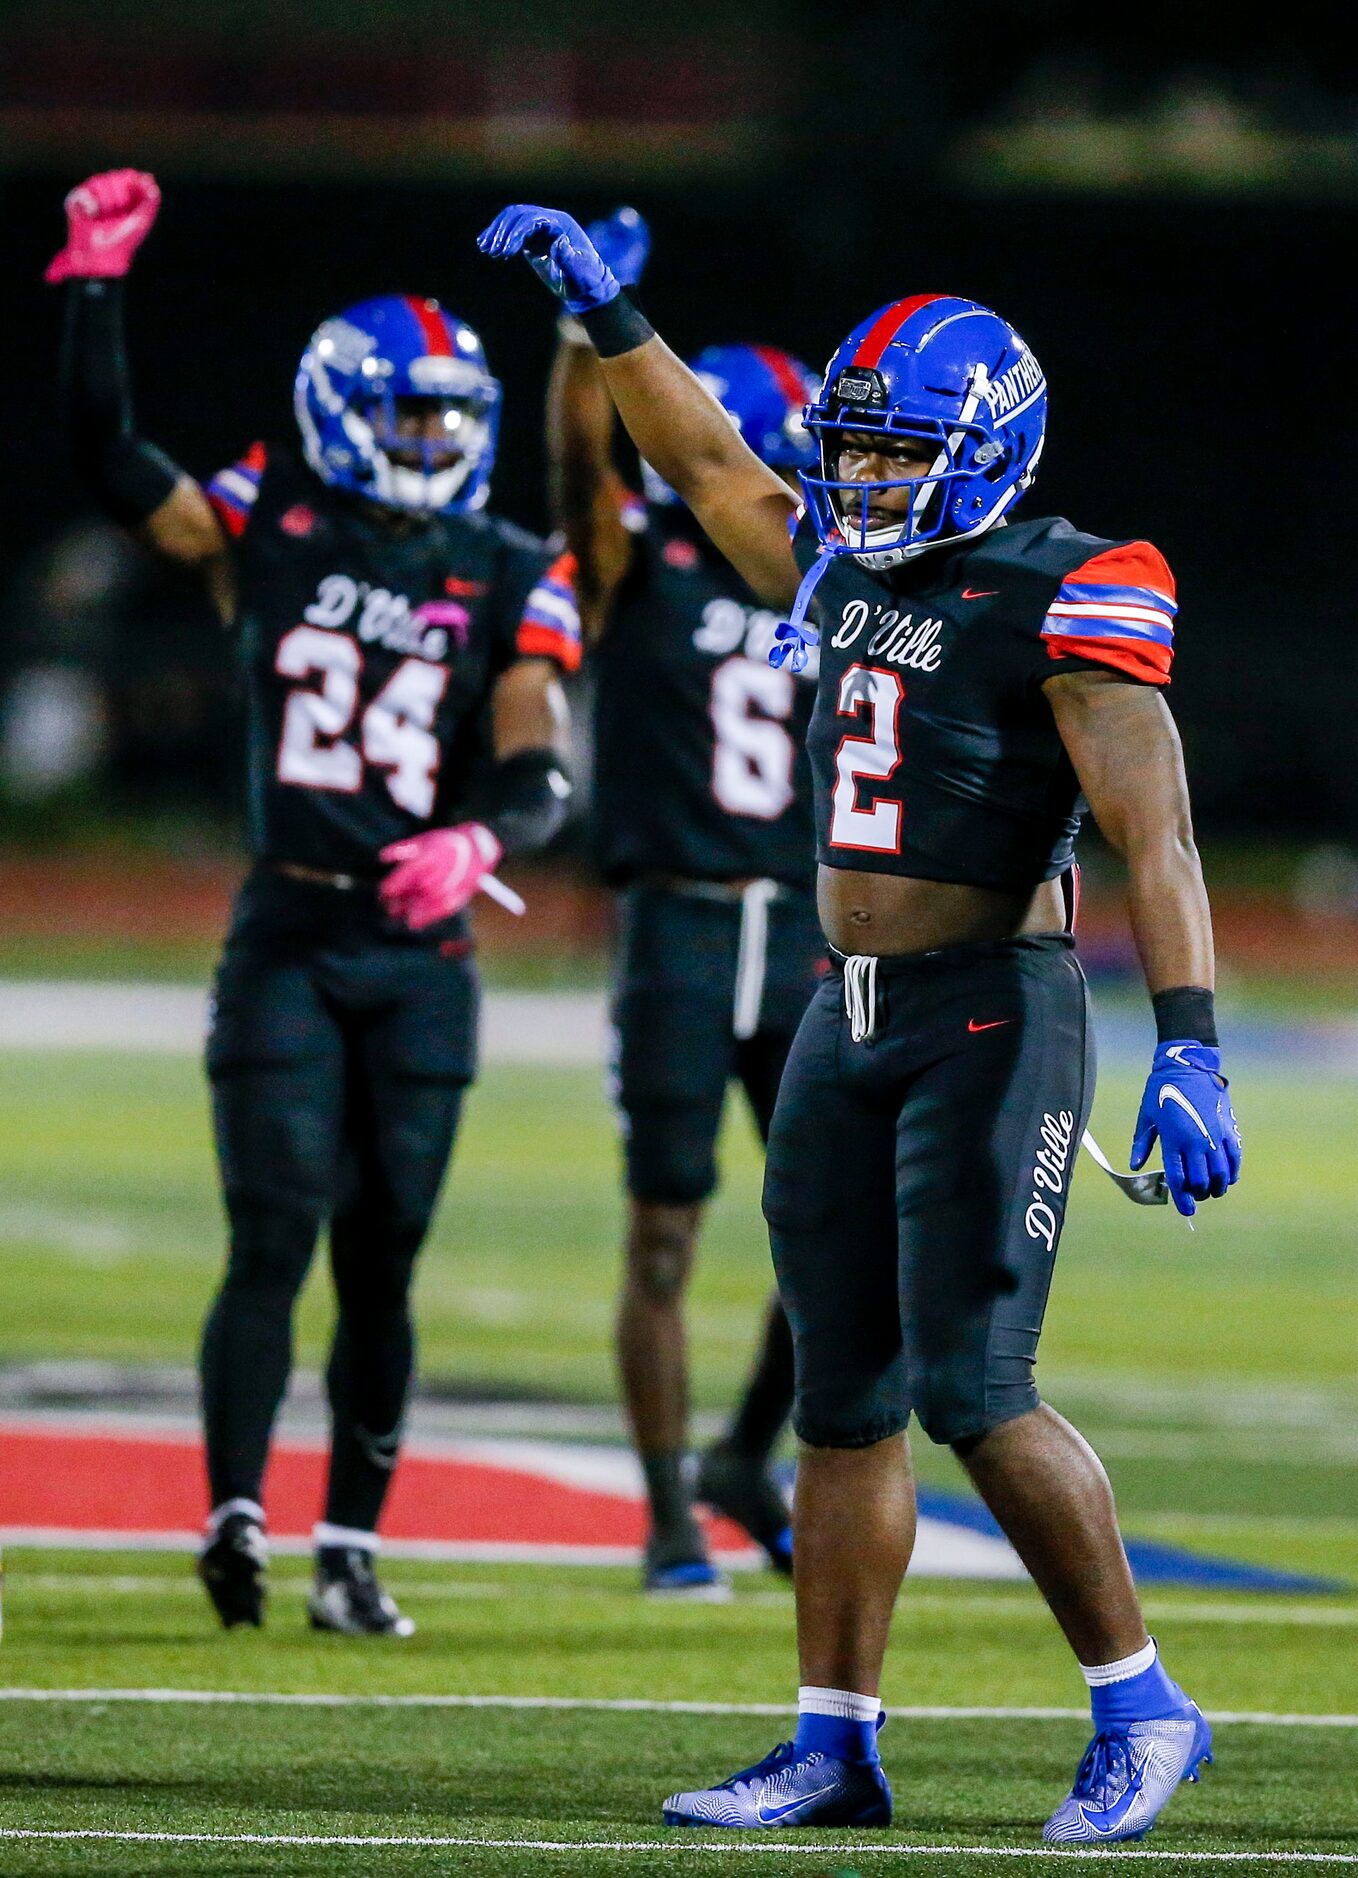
left=795, top=512, right=1178, bottom=892
left=591, top=503, right=817, bottom=888
left=205, top=442, right=580, bottom=875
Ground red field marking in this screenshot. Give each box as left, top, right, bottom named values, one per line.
left=0, top=1421, right=752, bottom=1553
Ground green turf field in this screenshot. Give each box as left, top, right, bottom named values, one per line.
left=1, top=1048, right=1355, bottom=1550
left=1, top=1043, right=1356, bottom=1869
left=1, top=1554, right=1356, bottom=1874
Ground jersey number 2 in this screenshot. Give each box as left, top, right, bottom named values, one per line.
left=709, top=656, right=796, bottom=821
left=829, top=665, right=904, bottom=853
left=275, top=626, right=449, bottom=819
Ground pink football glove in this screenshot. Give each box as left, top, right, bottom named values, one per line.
left=45, top=169, right=161, bottom=283
left=379, top=823, right=503, bottom=931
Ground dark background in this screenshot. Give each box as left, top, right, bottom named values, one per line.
left=2, top=0, right=1355, bottom=841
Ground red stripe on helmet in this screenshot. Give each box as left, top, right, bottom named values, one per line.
left=851, top=294, right=948, bottom=370
left=404, top=295, right=453, bottom=357
left=751, top=344, right=808, bottom=411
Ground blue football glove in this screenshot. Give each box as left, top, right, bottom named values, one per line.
left=477, top=205, right=620, bottom=315
left=585, top=206, right=649, bottom=289
left=1131, top=1041, right=1242, bottom=1218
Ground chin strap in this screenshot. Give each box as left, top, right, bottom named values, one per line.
left=769, top=547, right=832, bottom=673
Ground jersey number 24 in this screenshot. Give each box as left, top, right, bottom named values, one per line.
left=275, top=625, right=449, bottom=819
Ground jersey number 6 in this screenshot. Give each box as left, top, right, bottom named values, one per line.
left=829, top=664, right=905, bottom=854
left=275, top=625, right=450, bottom=819
left=709, top=655, right=797, bottom=821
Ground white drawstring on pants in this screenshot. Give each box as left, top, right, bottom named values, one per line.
left=842, top=953, right=880, bottom=1043
left=732, top=879, right=778, bottom=1041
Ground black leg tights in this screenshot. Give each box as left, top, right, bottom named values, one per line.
left=200, top=1194, right=321, bottom=1508
left=323, top=1199, right=424, bottom=1532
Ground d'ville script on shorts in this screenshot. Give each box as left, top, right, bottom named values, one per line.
left=1025, top=1108, right=1075, bottom=1251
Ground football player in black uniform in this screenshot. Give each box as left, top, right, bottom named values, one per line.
left=50, top=172, right=580, bottom=1636
left=482, top=210, right=1241, bottom=1842
left=546, top=209, right=822, bottom=1595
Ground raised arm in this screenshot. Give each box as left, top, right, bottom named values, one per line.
left=1046, top=668, right=1241, bottom=1214
left=480, top=205, right=801, bottom=610
left=545, top=210, right=652, bottom=639
left=48, top=170, right=236, bottom=622
left=548, top=332, right=633, bottom=638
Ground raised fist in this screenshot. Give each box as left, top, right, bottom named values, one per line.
left=477, top=206, right=620, bottom=315
left=46, top=169, right=161, bottom=283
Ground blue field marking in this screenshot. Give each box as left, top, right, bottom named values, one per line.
left=913, top=1488, right=1343, bottom=1594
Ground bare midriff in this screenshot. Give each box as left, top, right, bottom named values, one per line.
left=818, top=865, right=1067, bottom=958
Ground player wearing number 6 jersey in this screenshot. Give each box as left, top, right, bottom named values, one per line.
left=547, top=209, right=822, bottom=1596
left=481, top=207, right=1240, bottom=1843
left=49, top=171, right=579, bottom=1637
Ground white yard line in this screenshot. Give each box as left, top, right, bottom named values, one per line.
left=0, top=1828, right=1355, bottom=1862
left=14, top=1575, right=1358, bottom=1630
left=0, top=1689, right=1354, bottom=1726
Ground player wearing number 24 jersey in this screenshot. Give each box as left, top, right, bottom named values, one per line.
left=50, top=170, right=579, bottom=1638
left=546, top=209, right=823, bottom=1596
left=481, top=208, right=1238, bottom=1843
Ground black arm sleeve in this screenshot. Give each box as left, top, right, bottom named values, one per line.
left=59, top=279, right=182, bottom=526
left=479, top=747, right=573, bottom=857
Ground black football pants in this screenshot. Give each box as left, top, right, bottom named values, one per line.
left=609, top=881, right=826, bottom=1204
left=763, top=934, right=1094, bottom=1451
left=201, top=869, right=477, bottom=1533
left=608, top=881, right=826, bottom=1459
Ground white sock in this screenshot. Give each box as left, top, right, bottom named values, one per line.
left=207, top=1498, right=264, bottom=1535
left=798, top=1684, right=881, bottom=1721
left=313, top=1521, right=380, bottom=1554
left=1081, top=1637, right=1157, bottom=1687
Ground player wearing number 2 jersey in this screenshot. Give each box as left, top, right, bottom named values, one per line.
left=50, top=171, right=579, bottom=1637
left=482, top=208, right=1240, bottom=1843
left=546, top=210, right=822, bottom=1596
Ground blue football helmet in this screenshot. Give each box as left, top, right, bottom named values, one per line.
left=294, top=294, right=501, bottom=515
left=801, top=294, right=1047, bottom=568
left=643, top=343, right=818, bottom=505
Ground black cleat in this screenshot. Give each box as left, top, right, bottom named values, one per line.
left=197, top=1512, right=268, bottom=1628
left=308, top=1546, right=415, bottom=1637
left=696, top=1442, right=793, bottom=1576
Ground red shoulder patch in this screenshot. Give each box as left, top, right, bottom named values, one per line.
left=1065, top=539, right=1175, bottom=600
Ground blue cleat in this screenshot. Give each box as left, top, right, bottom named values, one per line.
left=643, top=1552, right=732, bottom=1602
left=1043, top=1705, right=1213, bottom=1844
left=663, top=1739, right=892, bottom=1829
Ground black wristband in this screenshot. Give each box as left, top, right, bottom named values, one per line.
left=1152, top=985, right=1218, bottom=1047
left=579, top=292, right=655, bottom=360
left=479, top=747, right=573, bottom=857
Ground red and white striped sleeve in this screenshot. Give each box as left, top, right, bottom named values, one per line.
left=1040, top=540, right=1177, bottom=686
left=205, top=441, right=268, bottom=540
left=516, top=550, right=582, bottom=673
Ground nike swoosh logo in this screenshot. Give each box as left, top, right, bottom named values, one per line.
left=755, top=1780, right=841, bottom=1825
left=1159, top=1083, right=1217, bottom=1147
left=968, top=1018, right=1011, bottom=1033
left=1078, top=1750, right=1148, bottom=1837
left=89, top=213, right=147, bottom=249
left=961, top=588, right=998, bottom=600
